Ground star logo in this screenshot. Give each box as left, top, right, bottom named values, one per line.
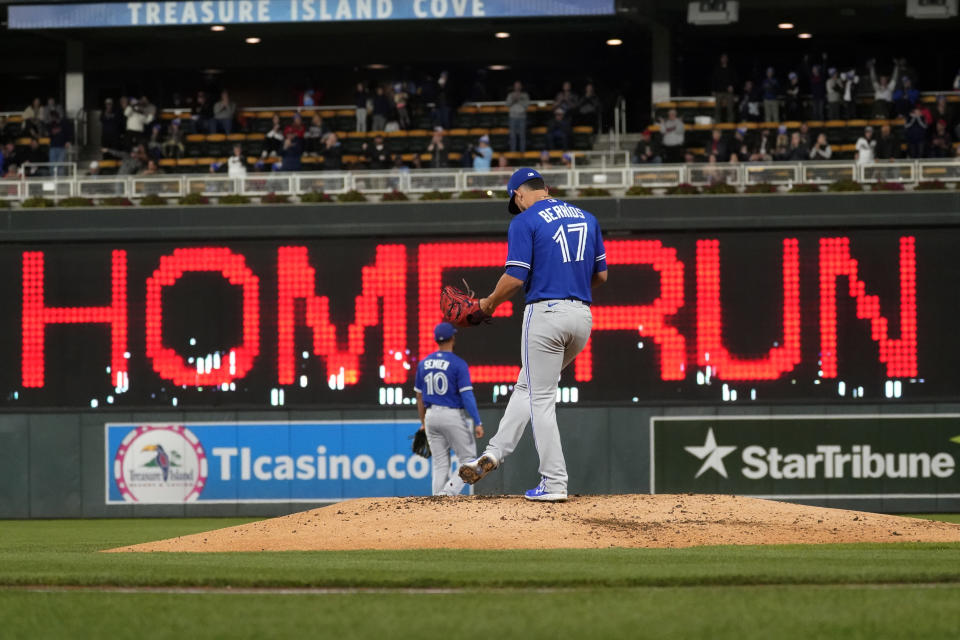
left=684, top=428, right=738, bottom=478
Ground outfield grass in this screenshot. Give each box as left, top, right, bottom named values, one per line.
left=1, top=516, right=959, bottom=639
left=3, top=585, right=960, bottom=640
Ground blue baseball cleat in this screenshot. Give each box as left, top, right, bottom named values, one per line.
left=524, top=478, right=567, bottom=502
left=458, top=452, right=498, bottom=485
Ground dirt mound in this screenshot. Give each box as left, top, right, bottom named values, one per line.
left=107, top=494, right=960, bottom=552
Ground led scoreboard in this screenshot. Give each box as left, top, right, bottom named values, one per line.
left=9, top=228, right=954, bottom=409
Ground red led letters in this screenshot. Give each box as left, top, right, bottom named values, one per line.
left=818, top=236, right=917, bottom=378
left=276, top=245, right=408, bottom=386
left=695, top=238, right=802, bottom=380
left=19, top=236, right=921, bottom=391
left=22, top=250, right=128, bottom=388
left=145, top=248, right=260, bottom=386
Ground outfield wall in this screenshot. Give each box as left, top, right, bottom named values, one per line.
left=2, top=193, right=959, bottom=517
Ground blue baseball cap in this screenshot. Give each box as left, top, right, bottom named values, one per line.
left=434, top=321, right=457, bottom=343
left=507, top=167, right=543, bottom=215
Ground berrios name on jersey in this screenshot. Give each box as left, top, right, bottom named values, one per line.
left=535, top=203, right=586, bottom=223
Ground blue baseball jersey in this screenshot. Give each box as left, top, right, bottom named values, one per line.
left=414, top=351, right=482, bottom=425
left=504, top=198, right=607, bottom=303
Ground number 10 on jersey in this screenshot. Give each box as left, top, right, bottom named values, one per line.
left=423, top=371, right=449, bottom=395
left=553, top=223, right=589, bottom=263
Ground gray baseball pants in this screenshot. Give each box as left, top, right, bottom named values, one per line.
left=425, top=406, right=477, bottom=496
left=485, top=299, right=592, bottom=494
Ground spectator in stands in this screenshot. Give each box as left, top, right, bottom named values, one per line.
left=554, top=81, right=579, bottom=116
left=841, top=70, right=859, bottom=119
left=146, top=124, right=164, bottom=160
left=213, top=91, right=236, bottom=134
left=393, top=83, right=411, bottom=130
left=355, top=82, right=369, bottom=132
left=904, top=106, right=928, bottom=158
left=47, top=111, right=73, bottom=176
left=305, top=114, right=328, bottom=155
left=362, top=134, right=392, bottom=170
left=797, top=122, right=811, bottom=149
left=855, top=126, right=876, bottom=164
left=124, top=98, right=154, bottom=147
left=729, top=127, right=748, bottom=161
left=875, top=123, right=901, bottom=160
left=633, top=129, right=661, bottom=164
left=787, top=131, right=808, bottom=161
left=0, top=142, right=18, bottom=176
left=711, top=53, right=737, bottom=124
left=785, top=72, right=803, bottom=121
left=279, top=131, right=303, bottom=171
left=931, top=95, right=956, bottom=140
left=706, top=129, right=729, bottom=163
left=772, top=131, right=790, bottom=161
left=809, top=133, right=832, bottom=160
left=372, top=86, right=391, bottom=132
left=762, top=67, right=780, bottom=123
left=22, top=98, right=45, bottom=137
left=141, top=159, right=160, bottom=175
left=285, top=113, right=306, bottom=139
left=265, top=115, right=285, bottom=157
left=425, top=126, right=449, bottom=168
left=506, top=81, right=530, bottom=153
left=192, top=91, right=213, bottom=134
left=658, top=108, right=685, bottom=163
left=162, top=120, right=185, bottom=158
left=86, top=161, right=100, bottom=177
left=211, top=144, right=249, bottom=178
left=321, top=132, right=343, bottom=171
left=44, top=97, right=63, bottom=128
left=2, top=163, right=18, bottom=179
left=547, top=108, right=572, bottom=150
left=138, top=96, right=157, bottom=124
left=809, top=65, right=826, bottom=121
left=469, top=134, right=493, bottom=172
left=114, top=144, right=148, bottom=175
left=117, top=96, right=130, bottom=145
left=101, top=98, right=122, bottom=154
left=867, top=59, right=898, bottom=118
left=432, top=71, right=452, bottom=130
left=750, top=129, right=773, bottom=161
left=826, top=68, right=843, bottom=120
left=738, top=79, right=761, bottom=122
left=930, top=120, right=954, bottom=158
left=893, top=77, right=920, bottom=118
left=577, top=83, right=601, bottom=129
left=536, top=149, right=554, bottom=170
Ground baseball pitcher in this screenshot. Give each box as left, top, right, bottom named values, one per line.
left=453, top=168, right=608, bottom=502
left=415, top=321, right=484, bottom=496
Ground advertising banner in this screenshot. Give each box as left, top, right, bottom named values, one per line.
left=9, top=0, right=615, bottom=29
left=105, top=420, right=436, bottom=503
left=651, top=415, right=960, bottom=498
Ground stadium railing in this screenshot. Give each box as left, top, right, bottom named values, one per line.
left=3, top=159, right=958, bottom=202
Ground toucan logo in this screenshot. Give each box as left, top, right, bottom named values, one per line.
left=113, top=425, right=208, bottom=502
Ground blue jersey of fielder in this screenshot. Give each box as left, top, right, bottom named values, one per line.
left=504, top=198, right=607, bottom=303
left=414, top=351, right=482, bottom=425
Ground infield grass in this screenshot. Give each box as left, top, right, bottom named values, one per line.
left=1, top=516, right=959, bottom=639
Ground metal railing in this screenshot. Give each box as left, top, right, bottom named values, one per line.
left=3, top=159, right=958, bottom=202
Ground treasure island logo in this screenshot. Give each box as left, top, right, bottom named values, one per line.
left=114, top=425, right=208, bottom=503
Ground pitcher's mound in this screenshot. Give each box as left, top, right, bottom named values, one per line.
left=108, top=494, right=960, bottom=552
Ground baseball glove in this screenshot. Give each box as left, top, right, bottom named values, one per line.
left=412, top=428, right=431, bottom=458
left=441, top=280, right=490, bottom=328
